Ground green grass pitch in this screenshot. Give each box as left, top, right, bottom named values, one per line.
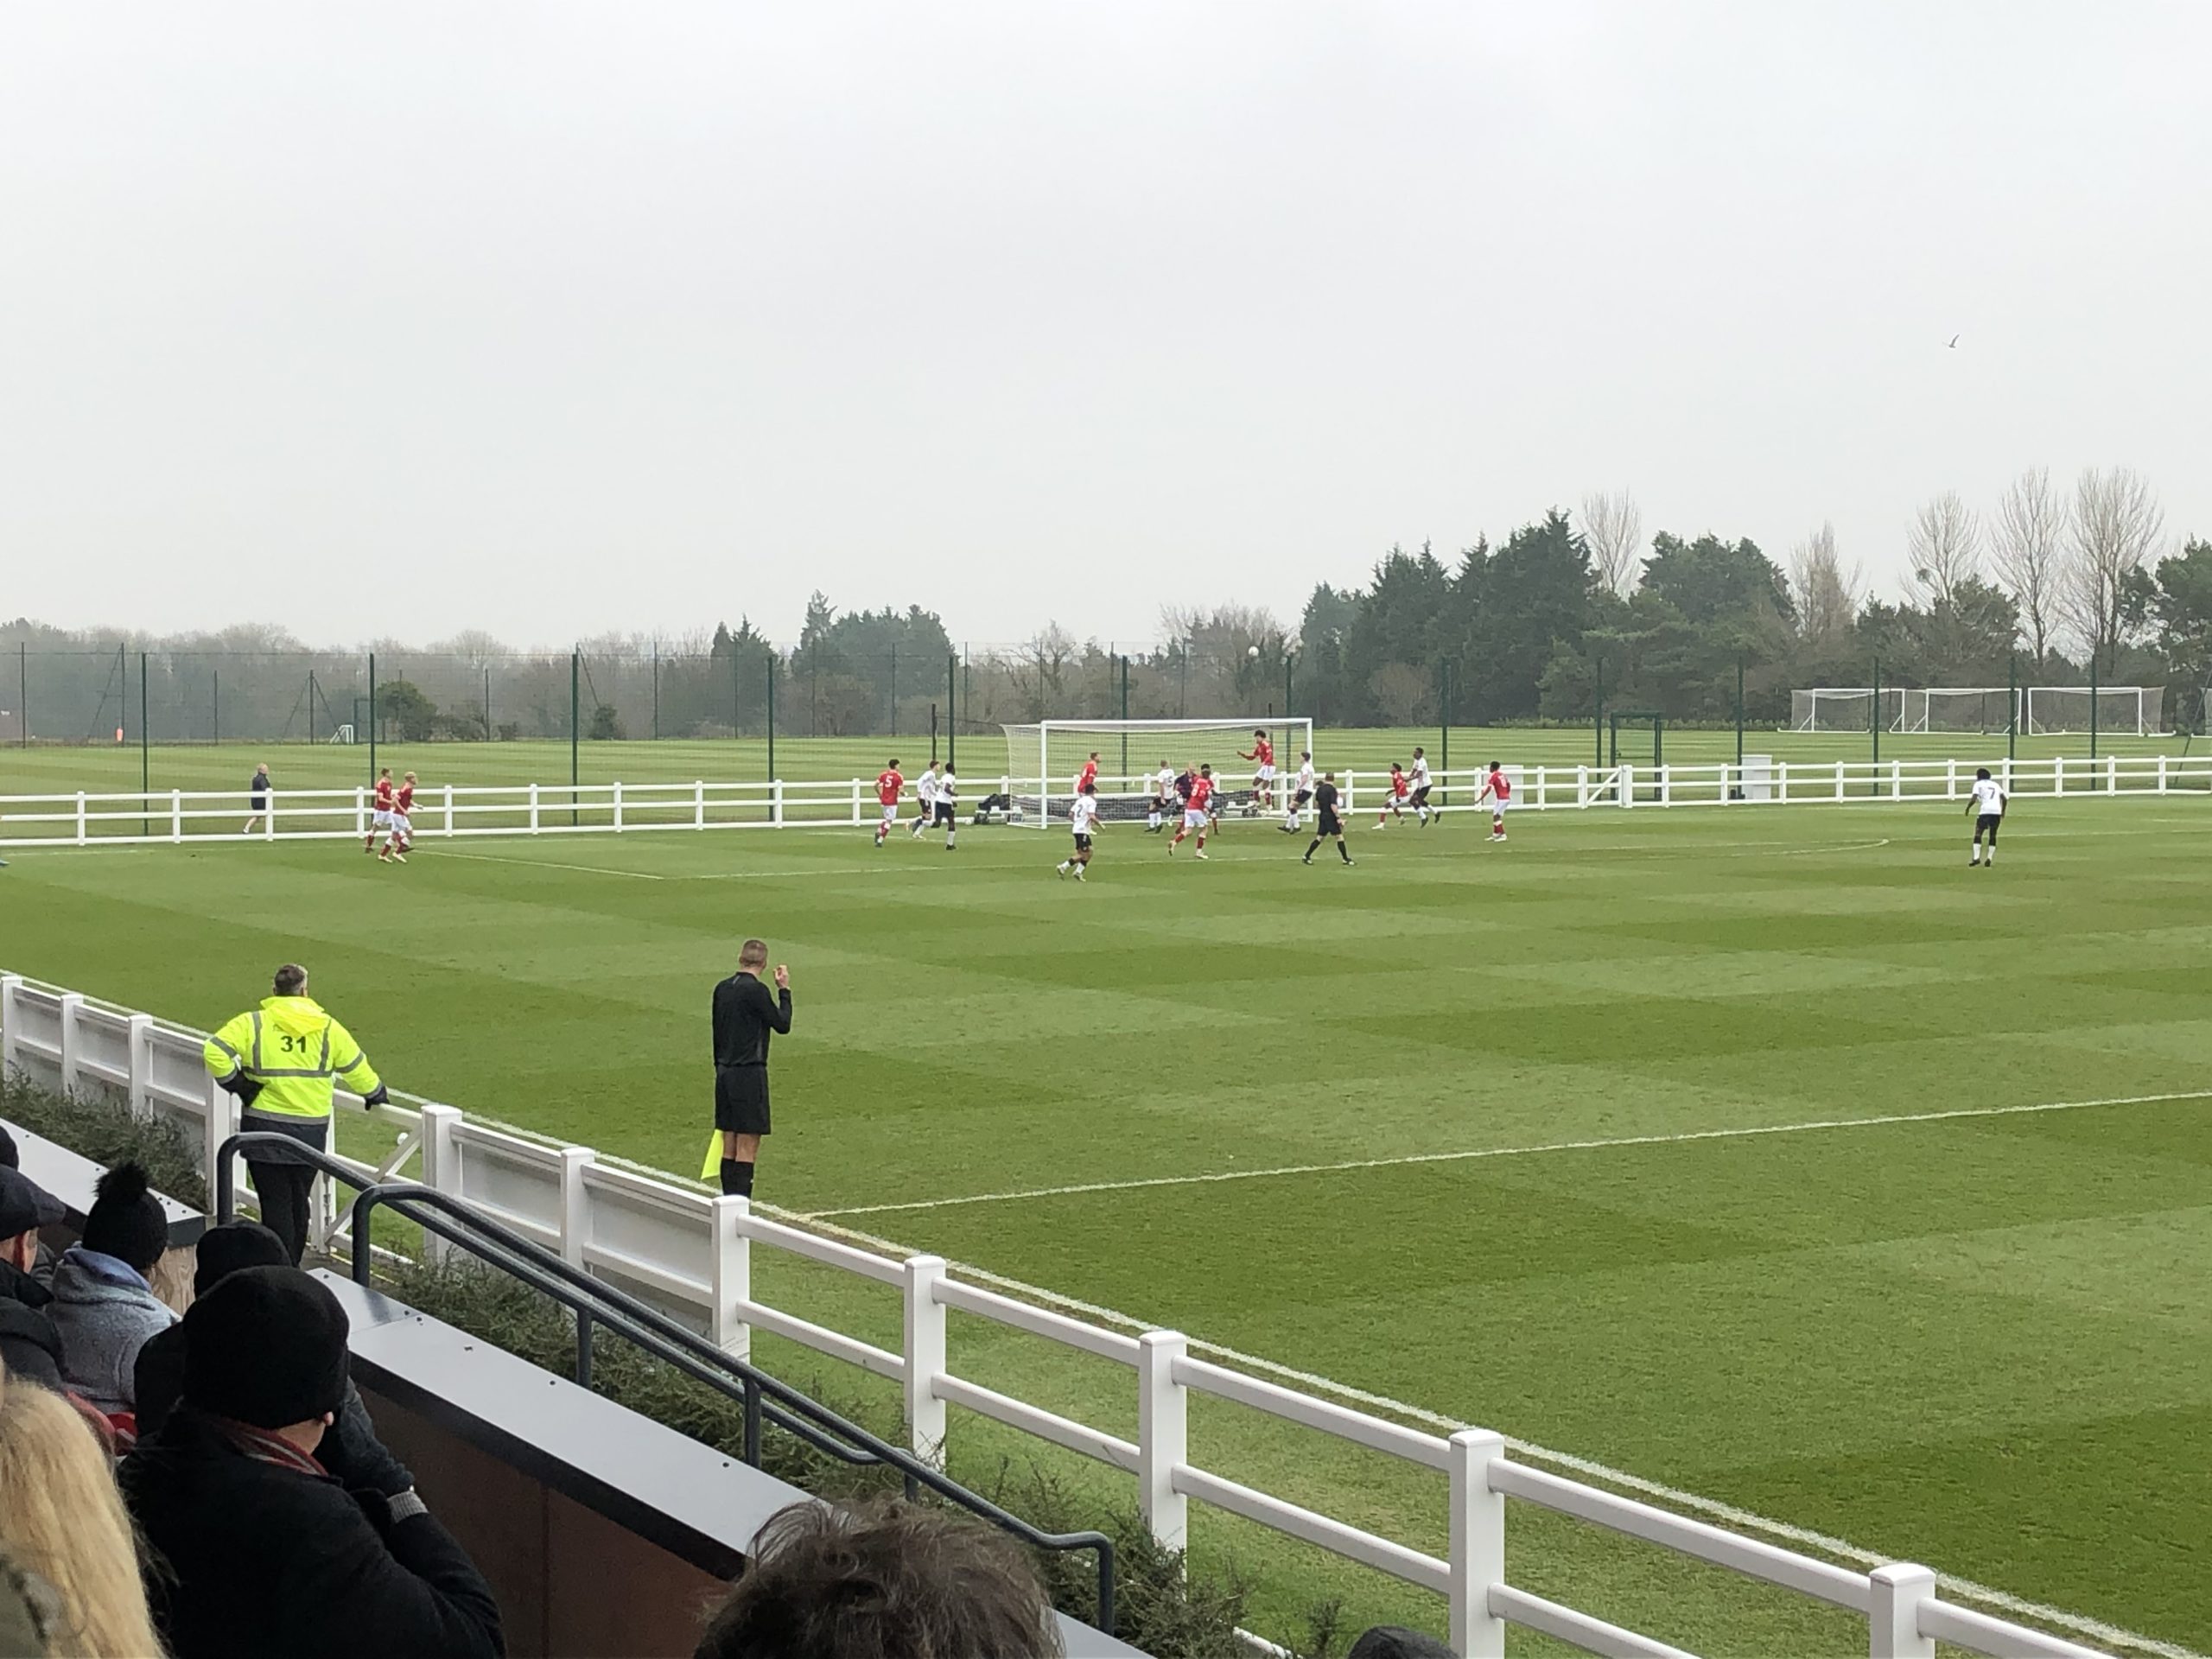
left=4, top=798, right=2208, bottom=1653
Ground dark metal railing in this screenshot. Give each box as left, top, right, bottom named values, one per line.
left=215, top=1133, right=1116, bottom=1631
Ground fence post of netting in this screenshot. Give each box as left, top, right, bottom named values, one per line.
left=139, top=652, right=150, bottom=834
left=1283, top=652, right=1293, bottom=730
left=16, top=641, right=24, bottom=747
left=2007, top=652, right=2018, bottom=761
left=1439, top=659, right=1451, bottom=810
left=766, top=656, right=776, bottom=782
left=484, top=665, right=493, bottom=745
left=945, top=652, right=957, bottom=772
left=569, top=651, right=580, bottom=827
left=1871, top=653, right=1881, bottom=786
left=1118, top=653, right=1129, bottom=776
left=2089, top=650, right=2100, bottom=760
left=1735, top=655, right=1745, bottom=769
left=889, top=642, right=898, bottom=739
left=1593, top=650, right=1605, bottom=766
left=368, top=652, right=378, bottom=784
left=213, top=669, right=219, bottom=746
left=652, top=640, right=660, bottom=741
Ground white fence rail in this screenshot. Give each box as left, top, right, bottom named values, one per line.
left=0, top=971, right=2119, bottom=1659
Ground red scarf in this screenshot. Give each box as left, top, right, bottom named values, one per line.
left=208, top=1414, right=328, bottom=1478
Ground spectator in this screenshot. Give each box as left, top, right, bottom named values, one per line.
left=1347, top=1629, right=1455, bottom=1659
left=122, top=1267, right=502, bottom=1659
left=695, top=1497, right=1062, bottom=1659
left=45, top=1162, right=175, bottom=1416
left=0, top=1359, right=167, bottom=1657
left=0, top=1169, right=67, bottom=1394
left=132, top=1221, right=413, bottom=1496
left=0, top=1127, right=58, bottom=1285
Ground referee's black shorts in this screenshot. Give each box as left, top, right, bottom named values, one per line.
left=715, top=1067, right=772, bottom=1135
left=1318, top=809, right=1343, bottom=837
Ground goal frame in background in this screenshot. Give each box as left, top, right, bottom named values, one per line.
left=1896, top=688, right=2018, bottom=735
left=999, top=716, right=1315, bottom=827
left=2024, top=685, right=2164, bottom=736
left=1789, top=688, right=1904, bottom=734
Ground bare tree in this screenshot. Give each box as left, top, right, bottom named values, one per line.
left=1008, top=623, right=1080, bottom=721
left=1908, top=492, right=1981, bottom=607
left=1787, top=522, right=1862, bottom=644
left=2062, top=466, right=2165, bottom=674
left=1988, top=467, right=2063, bottom=672
left=1580, top=489, right=1643, bottom=596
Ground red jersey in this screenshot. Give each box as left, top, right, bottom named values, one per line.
left=372, top=779, right=396, bottom=811
left=1077, top=760, right=1099, bottom=792
left=1487, top=769, right=1510, bottom=800
left=1189, top=776, right=1214, bottom=811
left=875, top=769, right=904, bottom=806
left=1253, top=737, right=1273, bottom=767
left=1388, top=768, right=1408, bottom=800
left=396, top=783, right=416, bottom=814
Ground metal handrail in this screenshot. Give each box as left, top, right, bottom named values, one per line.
left=215, top=1133, right=1116, bottom=1631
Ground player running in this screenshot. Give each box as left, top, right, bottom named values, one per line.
left=1302, top=772, right=1353, bottom=866
left=1239, top=729, right=1275, bottom=812
left=365, top=768, right=397, bottom=857
left=1147, top=760, right=1175, bottom=833
left=1058, top=781, right=1101, bottom=880
left=1477, top=761, right=1511, bottom=842
left=872, top=759, right=905, bottom=847
left=1967, top=766, right=2007, bottom=867
left=1376, top=763, right=1412, bottom=827
left=1282, top=751, right=1316, bottom=832
left=1408, top=747, right=1434, bottom=826
left=1169, top=764, right=1214, bottom=859
left=910, top=760, right=941, bottom=838
left=379, top=772, right=418, bottom=863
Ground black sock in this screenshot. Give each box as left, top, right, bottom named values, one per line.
left=1338, top=841, right=1352, bottom=861
left=1306, top=837, right=1320, bottom=857
left=720, top=1158, right=755, bottom=1198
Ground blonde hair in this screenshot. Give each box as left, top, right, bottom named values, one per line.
left=0, top=1362, right=163, bottom=1658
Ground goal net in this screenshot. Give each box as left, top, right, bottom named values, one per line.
left=1897, top=688, right=2016, bottom=734
left=999, top=718, right=1315, bottom=827
left=2024, top=686, right=2164, bottom=735
left=1789, top=688, right=1903, bottom=734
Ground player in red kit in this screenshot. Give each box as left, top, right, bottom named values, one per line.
left=1238, top=730, right=1275, bottom=812
left=1477, top=761, right=1511, bottom=842
left=1169, top=764, right=1215, bottom=859
left=1377, top=764, right=1411, bottom=827
left=380, top=771, right=418, bottom=863
left=365, top=768, right=397, bottom=856
left=1075, top=752, right=1100, bottom=811
left=873, top=760, right=905, bottom=847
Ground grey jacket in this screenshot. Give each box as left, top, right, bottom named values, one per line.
left=46, top=1248, right=176, bottom=1415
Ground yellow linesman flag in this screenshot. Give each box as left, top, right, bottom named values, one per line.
left=700, top=1130, right=721, bottom=1182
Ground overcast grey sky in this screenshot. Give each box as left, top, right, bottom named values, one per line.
left=3, top=2, right=2206, bottom=648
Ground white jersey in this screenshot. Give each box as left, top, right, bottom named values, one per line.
left=1971, top=779, right=2006, bottom=816
left=917, top=772, right=938, bottom=806
left=1071, top=793, right=1100, bottom=834
left=1154, top=766, right=1174, bottom=799
left=938, top=772, right=957, bottom=801
left=1295, top=760, right=1316, bottom=796
left=1410, top=758, right=1431, bottom=790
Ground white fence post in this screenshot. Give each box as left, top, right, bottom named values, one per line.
left=613, top=781, right=625, bottom=833
left=266, top=791, right=278, bottom=839
left=695, top=780, right=706, bottom=830
left=56, top=993, right=84, bottom=1094
left=443, top=783, right=454, bottom=836
left=710, top=1195, right=752, bottom=1362
left=1621, top=765, right=1635, bottom=808
left=353, top=785, right=366, bottom=836
left=849, top=778, right=862, bottom=825
left=904, top=1255, right=949, bottom=1465
left=772, top=779, right=785, bottom=826
left=0, top=975, right=21, bottom=1079
left=2158, top=754, right=2169, bottom=793
left=76, top=792, right=87, bottom=845
left=1834, top=761, right=1846, bottom=801
left=529, top=783, right=541, bottom=833
left=557, top=1146, right=592, bottom=1266
left=171, top=789, right=184, bottom=842
left=2107, top=755, right=2119, bottom=793
left=417, top=1103, right=463, bottom=1264
left=1449, top=1429, right=1508, bottom=1659
left=125, top=1014, right=155, bottom=1119
left=202, top=1075, right=238, bottom=1205
left=1138, top=1330, right=1189, bottom=1551
left=1867, top=1563, right=1936, bottom=1659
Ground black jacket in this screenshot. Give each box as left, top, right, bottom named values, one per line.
left=122, top=1407, right=503, bottom=1659
left=0, top=1258, right=65, bottom=1392
left=711, top=973, right=791, bottom=1070
left=132, top=1324, right=414, bottom=1496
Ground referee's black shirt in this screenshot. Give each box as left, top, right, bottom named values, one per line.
left=713, top=972, right=793, bottom=1069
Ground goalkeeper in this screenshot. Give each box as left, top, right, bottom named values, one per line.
left=203, top=963, right=387, bottom=1264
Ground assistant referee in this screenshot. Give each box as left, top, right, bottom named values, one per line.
left=711, top=940, right=793, bottom=1198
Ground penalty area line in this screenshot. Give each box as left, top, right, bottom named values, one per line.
left=802, top=1089, right=2212, bottom=1220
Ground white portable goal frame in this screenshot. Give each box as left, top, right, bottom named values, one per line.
left=1000, top=717, right=1314, bottom=826
left=1895, top=688, right=2018, bottom=734
left=2024, top=685, right=2164, bottom=735
left=1789, top=688, right=1903, bottom=734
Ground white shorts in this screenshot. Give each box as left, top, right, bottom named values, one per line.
left=1256, top=765, right=1275, bottom=783
left=1489, top=798, right=1510, bottom=815
left=880, top=802, right=899, bottom=823
left=1183, top=808, right=1209, bottom=830
left=391, top=812, right=413, bottom=837
left=372, top=810, right=396, bottom=831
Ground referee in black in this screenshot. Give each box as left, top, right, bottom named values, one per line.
left=711, top=939, right=792, bottom=1198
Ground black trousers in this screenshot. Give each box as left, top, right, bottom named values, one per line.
left=250, top=1160, right=317, bottom=1265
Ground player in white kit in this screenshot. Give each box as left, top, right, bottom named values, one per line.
left=1282, top=752, right=1317, bottom=832
left=1967, top=767, right=2007, bottom=867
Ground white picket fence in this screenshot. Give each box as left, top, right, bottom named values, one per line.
left=1, top=753, right=2204, bottom=848
left=0, top=970, right=2123, bottom=1659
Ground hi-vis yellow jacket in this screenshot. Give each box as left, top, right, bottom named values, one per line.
left=201, top=996, right=382, bottom=1120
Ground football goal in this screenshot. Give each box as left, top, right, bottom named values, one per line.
left=999, top=717, right=1314, bottom=826
left=1896, top=688, right=2017, bottom=735
left=2024, top=686, right=2164, bottom=735
left=1789, top=688, right=1903, bottom=734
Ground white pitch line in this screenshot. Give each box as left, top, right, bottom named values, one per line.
left=804, top=1090, right=2212, bottom=1220
left=421, top=847, right=667, bottom=880
left=776, top=1203, right=2204, bottom=1659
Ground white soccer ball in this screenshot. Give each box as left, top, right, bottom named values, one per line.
left=1248, top=645, right=1260, bottom=658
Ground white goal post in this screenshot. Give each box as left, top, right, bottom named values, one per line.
left=1896, top=688, right=2017, bottom=734
left=1789, top=688, right=1903, bottom=734
left=999, top=717, right=1315, bottom=826
left=2024, top=686, right=2164, bottom=735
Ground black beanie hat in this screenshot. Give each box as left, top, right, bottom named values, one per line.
left=80, top=1161, right=168, bottom=1274
left=182, top=1266, right=350, bottom=1429
left=192, top=1220, right=290, bottom=1300
left=1347, top=1630, right=1457, bottom=1659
